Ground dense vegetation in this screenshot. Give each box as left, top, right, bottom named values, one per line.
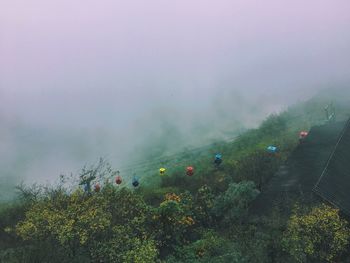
left=1, top=89, right=350, bottom=262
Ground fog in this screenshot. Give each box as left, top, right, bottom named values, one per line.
left=1, top=0, right=350, bottom=199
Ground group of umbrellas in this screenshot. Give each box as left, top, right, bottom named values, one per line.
left=86, top=131, right=308, bottom=193
left=85, top=153, right=223, bottom=192
left=267, top=131, right=308, bottom=154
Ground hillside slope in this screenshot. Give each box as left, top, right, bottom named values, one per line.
left=250, top=120, right=347, bottom=216
left=314, top=118, right=350, bottom=215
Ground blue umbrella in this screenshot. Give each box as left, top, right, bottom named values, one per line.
left=132, top=176, right=139, bottom=187
left=267, top=146, right=278, bottom=153
left=214, top=153, right=223, bottom=165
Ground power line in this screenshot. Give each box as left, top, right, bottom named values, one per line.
left=111, top=110, right=327, bottom=176
left=115, top=134, right=242, bottom=174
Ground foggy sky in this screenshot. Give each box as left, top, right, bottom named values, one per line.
left=1, top=0, right=350, bottom=192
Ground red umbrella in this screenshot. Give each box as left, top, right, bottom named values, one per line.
left=186, top=166, right=194, bottom=176
left=299, top=131, right=308, bottom=139
left=115, top=175, right=122, bottom=185
left=94, top=183, right=101, bottom=192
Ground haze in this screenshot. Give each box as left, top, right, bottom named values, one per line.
left=1, top=0, right=350, bottom=199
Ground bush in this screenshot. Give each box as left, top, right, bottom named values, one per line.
left=153, top=192, right=196, bottom=256
left=15, top=185, right=158, bottom=262
left=166, top=230, right=245, bottom=263
left=282, top=204, right=350, bottom=263
left=212, top=181, right=260, bottom=224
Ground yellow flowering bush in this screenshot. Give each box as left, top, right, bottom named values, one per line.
left=155, top=192, right=195, bottom=251
left=16, top=190, right=111, bottom=248
left=15, top=186, right=158, bottom=262
left=282, top=204, right=350, bottom=263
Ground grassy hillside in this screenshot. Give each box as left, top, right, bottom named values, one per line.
left=1, top=88, right=350, bottom=263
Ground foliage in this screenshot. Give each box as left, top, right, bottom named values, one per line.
left=282, top=203, right=350, bottom=263
left=193, top=185, right=215, bottom=227
left=212, top=181, right=259, bottom=224
left=15, top=182, right=158, bottom=262
left=16, top=190, right=111, bottom=248
left=90, top=225, right=158, bottom=263
left=232, top=150, right=280, bottom=189
left=153, top=192, right=196, bottom=255
left=166, top=230, right=245, bottom=263
left=140, top=186, right=181, bottom=206
left=2, top=93, right=350, bottom=262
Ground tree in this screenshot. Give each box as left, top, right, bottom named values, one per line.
left=153, top=192, right=195, bottom=255
left=15, top=185, right=158, bottom=262
left=233, top=150, right=278, bottom=189
left=90, top=225, right=158, bottom=263
left=282, top=204, right=350, bottom=263
left=212, top=181, right=259, bottom=224
left=166, top=230, right=245, bottom=263
left=16, top=189, right=111, bottom=258
left=193, top=185, right=215, bottom=227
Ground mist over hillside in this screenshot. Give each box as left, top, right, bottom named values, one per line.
left=1, top=87, right=350, bottom=201
left=2, top=2, right=350, bottom=262
left=1, top=0, right=350, bottom=201
left=0, top=88, right=296, bottom=200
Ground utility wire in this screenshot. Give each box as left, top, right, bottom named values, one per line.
left=115, top=134, right=242, bottom=174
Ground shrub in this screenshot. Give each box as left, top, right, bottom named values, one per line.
left=212, top=181, right=259, bottom=224
left=282, top=204, right=350, bottom=263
